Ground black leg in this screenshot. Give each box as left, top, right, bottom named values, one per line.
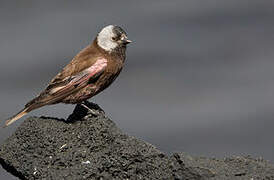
left=80, top=101, right=100, bottom=116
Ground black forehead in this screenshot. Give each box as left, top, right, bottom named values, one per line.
left=112, top=26, right=127, bottom=36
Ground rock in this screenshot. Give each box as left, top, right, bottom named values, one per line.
left=174, top=152, right=274, bottom=180
left=0, top=102, right=201, bottom=180
left=0, top=102, right=273, bottom=180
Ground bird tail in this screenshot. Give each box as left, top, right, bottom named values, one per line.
left=4, top=108, right=29, bottom=127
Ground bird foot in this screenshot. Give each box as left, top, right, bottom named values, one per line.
left=80, top=102, right=101, bottom=116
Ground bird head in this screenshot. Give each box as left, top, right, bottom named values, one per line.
left=97, top=25, right=131, bottom=52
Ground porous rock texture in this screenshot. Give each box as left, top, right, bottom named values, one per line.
left=0, top=102, right=273, bottom=180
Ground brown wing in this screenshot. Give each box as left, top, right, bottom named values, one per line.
left=25, top=44, right=106, bottom=108
left=47, top=44, right=99, bottom=89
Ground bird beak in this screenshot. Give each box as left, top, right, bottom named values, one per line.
left=125, top=39, right=132, bottom=44
left=121, top=35, right=132, bottom=44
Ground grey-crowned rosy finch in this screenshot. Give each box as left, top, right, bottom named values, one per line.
left=5, top=25, right=131, bottom=127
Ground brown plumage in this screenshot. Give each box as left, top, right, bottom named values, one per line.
left=5, top=25, right=131, bottom=127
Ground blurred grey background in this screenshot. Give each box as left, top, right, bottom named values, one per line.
left=0, top=0, right=274, bottom=179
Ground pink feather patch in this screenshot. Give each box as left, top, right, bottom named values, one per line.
left=51, top=58, right=107, bottom=94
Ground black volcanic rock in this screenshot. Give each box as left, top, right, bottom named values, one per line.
left=0, top=102, right=273, bottom=180
left=173, top=152, right=274, bottom=180
left=0, top=102, right=201, bottom=180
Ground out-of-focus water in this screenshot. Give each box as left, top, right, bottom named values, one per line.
left=1, top=1, right=274, bottom=179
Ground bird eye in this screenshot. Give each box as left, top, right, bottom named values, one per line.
left=112, top=37, right=116, bottom=41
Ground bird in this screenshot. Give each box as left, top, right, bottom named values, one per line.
left=4, top=25, right=131, bottom=127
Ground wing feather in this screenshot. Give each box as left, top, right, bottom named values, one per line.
left=25, top=57, right=107, bottom=107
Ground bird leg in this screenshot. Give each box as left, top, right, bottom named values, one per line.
left=80, top=101, right=100, bottom=116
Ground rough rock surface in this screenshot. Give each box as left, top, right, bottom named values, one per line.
left=0, top=102, right=273, bottom=180
left=175, top=153, right=274, bottom=180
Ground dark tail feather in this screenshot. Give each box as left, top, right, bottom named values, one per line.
left=4, top=108, right=29, bottom=127
left=4, top=82, right=85, bottom=127
left=3, top=101, right=45, bottom=127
